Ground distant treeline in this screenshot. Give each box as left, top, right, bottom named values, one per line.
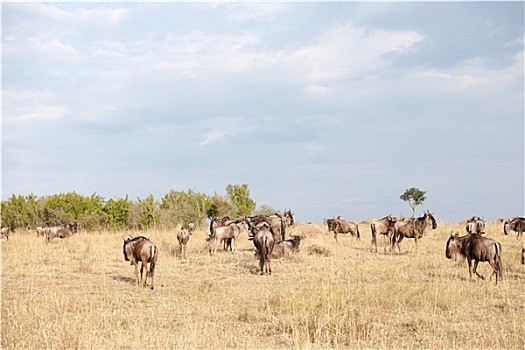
left=1, top=184, right=275, bottom=231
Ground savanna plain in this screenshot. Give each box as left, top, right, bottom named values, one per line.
left=2, top=221, right=524, bottom=349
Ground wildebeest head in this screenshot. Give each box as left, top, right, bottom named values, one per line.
left=122, top=235, right=133, bottom=261
left=424, top=211, right=438, bottom=229
left=445, top=232, right=461, bottom=260
left=284, top=209, right=294, bottom=226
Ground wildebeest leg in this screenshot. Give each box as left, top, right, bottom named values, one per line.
left=414, top=236, right=418, bottom=255
left=134, top=263, right=140, bottom=286
left=334, top=232, right=338, bottom=243
left=466, top=259, right=473, bottom=281
left=472, top=260, right=485, bottom=280
left=259, top=252, right=265, bottom=275
left=140, top=262, right=147, bottom=287
left=267, top=256, right=272, bottom=275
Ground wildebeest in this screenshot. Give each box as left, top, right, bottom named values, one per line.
left=0, top=227, right=11, bottom=241
left=44, top=226, right=73, bottom=244
left=521, top=242, right=524, bottom=265
left=209, top=216, right=232, bottom=250
left=391, top=211, right=437, bottom=254
left=268, top=235, right=306, bottom=259
left=327, top=217, right=360, bottom=242
left=207, top=219, right=251, bottom=255
left=503, top=217, right=525, bottom=240
left=122, top=235, right=158, bottom=290
left=177, top=228, right=191, bottom=259
left=445, top=232, right=503, bottom=284
left=370, top=215, right=397, bottom=252
left=36, top=227, right=44, bottom=237
left=465, top=216, right=485, bottom=235
left=251, top=223, right=275, bottom=275
left=247, top=209, right=294, bottom=243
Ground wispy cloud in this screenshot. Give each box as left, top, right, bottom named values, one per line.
left=198, top=117, right=254, bottom=146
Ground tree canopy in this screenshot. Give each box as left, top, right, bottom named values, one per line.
left=0, top=184, right=261, bottom=232
left=400, top=187, right=427, bottom=217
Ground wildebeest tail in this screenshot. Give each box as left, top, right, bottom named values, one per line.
left=357, top=226, right=361, bottom=240
left=149, top=245, right=157, bottom=275
left=370, top=223, right=377, bottom=247
left=281, top=219, right=285, bottom=242
left=260, top=235, right=267, bottom=272
left=494, top=242, right=503, bottom=279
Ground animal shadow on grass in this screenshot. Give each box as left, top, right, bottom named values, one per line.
left=241, top=262, right=262, bottom=275
left=112, top=275, right=136, bottom=286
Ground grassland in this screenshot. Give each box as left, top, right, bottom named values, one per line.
left=2, top=221, right=524, bottom=349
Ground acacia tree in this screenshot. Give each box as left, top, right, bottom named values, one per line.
left=400, top=187, right=427, bottom=218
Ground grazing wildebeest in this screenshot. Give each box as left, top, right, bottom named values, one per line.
left=122, top=235, right=158, bottom=290
left=370, top=215, right=397, bottom=252
left=207, top=219, right=251, bottom=255
left=465, top=216, right=485, bottom=235
left=267, top=235, right=306, bottom=259
left=0, top=227, right=11, bottom=241
left=44, top=226, right=73, bottom=244
left=177, top=228, right=191, bottom=259
left=503, top=217, right=525, bottom=240
left=391, top=211, right=437, bottom=254
left=327, top=217, right=360, bottom=242
left=445, top=232, right=503, bottom=284
left=251, top=223, right=275, bottom=275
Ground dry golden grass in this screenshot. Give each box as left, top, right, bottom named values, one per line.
left=2, top=221, right=524, bottom=349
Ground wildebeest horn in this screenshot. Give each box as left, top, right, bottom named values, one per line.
left=121, top=234, right=131, bottom=242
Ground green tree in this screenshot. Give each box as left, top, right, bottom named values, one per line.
left=205, top=192, right=233, bottom=219
left=158, top=189, right=208, bottom=228
left=103, top=196, right=132, bottom=230
left=400, top=187, right=427, bottom=218
left=226, top=184, right=256, bottom=219
left=132, top=195, right=157, bottom=230
left=252, top=204, right=276, bottom=217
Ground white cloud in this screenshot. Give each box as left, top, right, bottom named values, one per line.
left=289, top=24, right=425, bottom=82
left=198, top=117, right=254, bottom=146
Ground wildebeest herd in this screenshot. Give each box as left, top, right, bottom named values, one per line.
left=2, top=212, right=524, bottom=289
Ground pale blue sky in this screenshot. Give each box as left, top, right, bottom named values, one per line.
left=2, top=1, right=524, bottom=223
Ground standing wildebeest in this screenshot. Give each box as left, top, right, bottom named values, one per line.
left=36, top=227, right=44, bottom=237
left=0, top=227, right=11, bottom=241
left=177, top=228, right=191, bottom=259
left=207, top=219, right=251, bottom=255
left=370, top=215, right=397, bottom=252
left=209, top=216, right=233, bottom=250
left=251, top=223, right=275, bottom=275
left=465, top=216, right=485, bottom=235
left=503, top=217, right=525, bottom=240
left=269, top=235, right=306, bottom=259
left=327, top=217, right=360, bottom=242
left=122, top=236, right=158, bottom=289
left=445, top=232, right=503, bottom=284
left=391, top=211, right=437, bottom=254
